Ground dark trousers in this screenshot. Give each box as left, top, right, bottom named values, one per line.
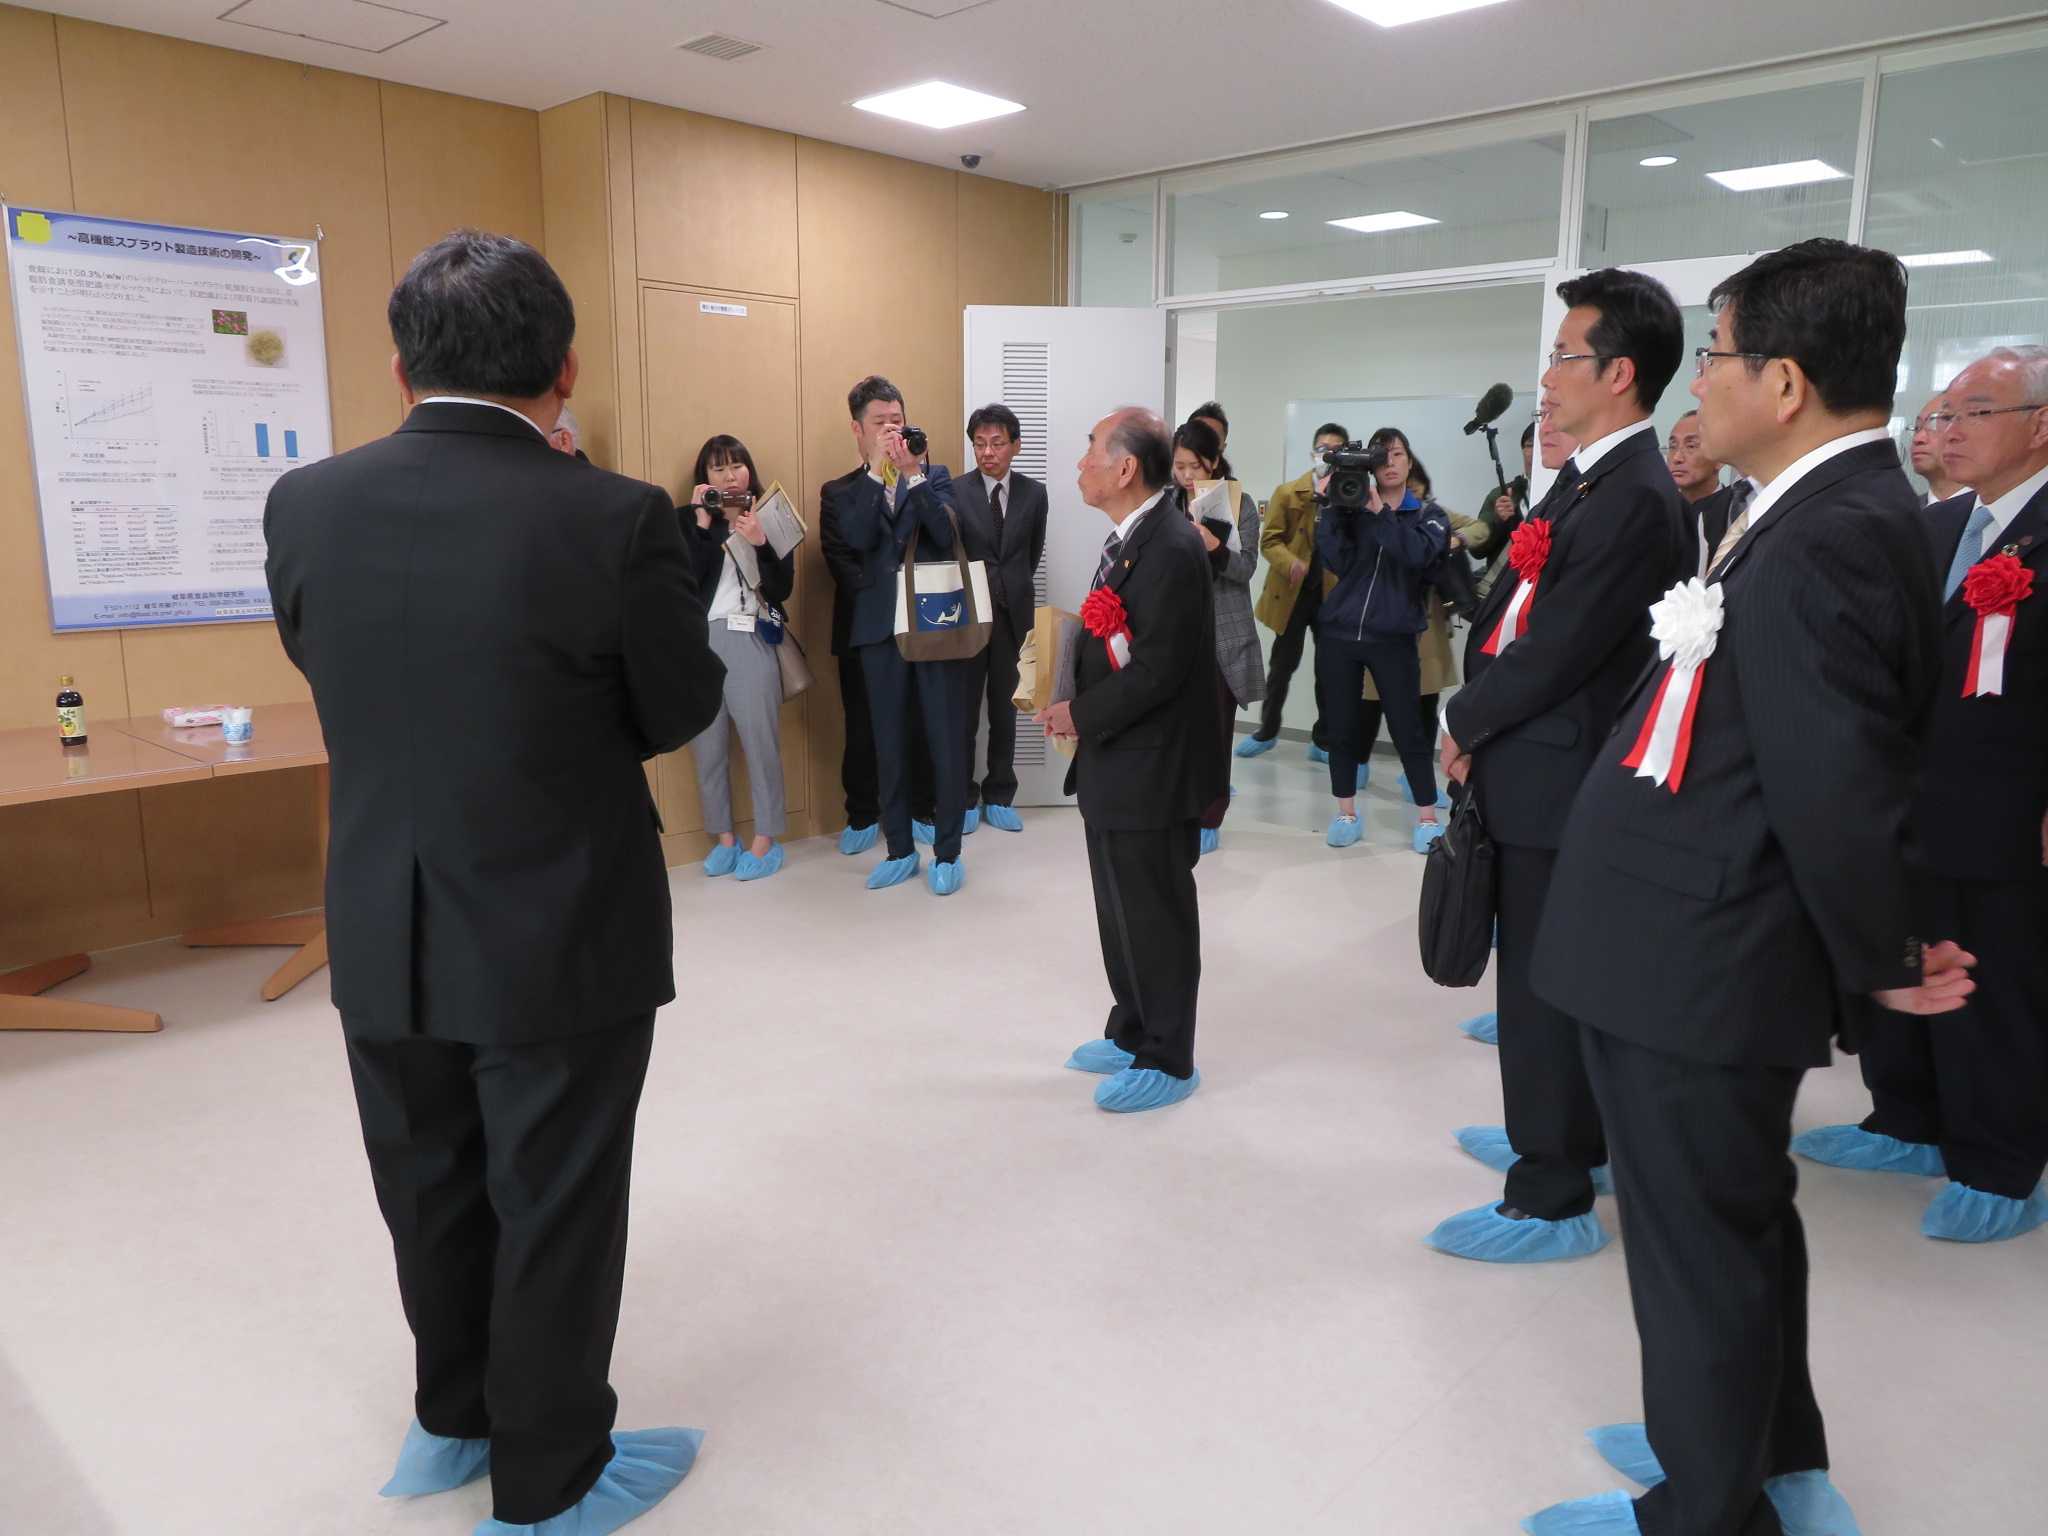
left=1497, top=843, right=1606, bottom=1218
left=1314, top=631, right=1437, bottom=805
left=1256, top=577, right=1326, bottom=748
left=1358, top=691, right=1440, bottom=759
left=952, top=607, right=1023, bottom=809
left=1086, top=819, right=1202, bottom=1079
left=344, top=1017, right=657, bottom=1526
left=1199, top=668, right=1235, bottom=832
left=861, top=640, right=967, bottom=863
left=837, top=652, right=879, bottom=829
left=1857, top=868, right=2048, bottom=1198
left=1583, top=1025, right=1826, bottom=1536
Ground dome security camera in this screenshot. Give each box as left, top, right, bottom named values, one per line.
left=960, top=153, right=983, bottom=170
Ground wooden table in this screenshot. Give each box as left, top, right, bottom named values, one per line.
left=107, top=703, right=331, bottom=1003
left=0, top=728, right=214, bottom=1033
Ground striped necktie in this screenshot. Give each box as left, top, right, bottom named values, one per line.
left=1092, top=531, right=1123, bottom=591
left=1708, top=480, right=1757, bottom=577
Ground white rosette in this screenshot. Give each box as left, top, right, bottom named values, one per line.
left=1622, top=579, right=1724, bottom=789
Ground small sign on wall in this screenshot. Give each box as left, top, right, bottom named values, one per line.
left=699, top=301, right=748, bottom=318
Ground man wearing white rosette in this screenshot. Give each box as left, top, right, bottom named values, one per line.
left=1520, top=240, right=1978, bottom=1536
left=1795, top=345, right=2048, bottom=1244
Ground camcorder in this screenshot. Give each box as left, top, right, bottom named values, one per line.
left=1315, top=440, right=1391, bottom=512
left=700, top=487, right=754, bottom=515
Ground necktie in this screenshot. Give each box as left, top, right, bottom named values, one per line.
left=1708, top=480, right=1757, bottom=577
left=1945, top=501, right=1995, bottom=600
left=990, top=481, right=1006, bottom=552
left=1092, top=530, right=1123, bottom=591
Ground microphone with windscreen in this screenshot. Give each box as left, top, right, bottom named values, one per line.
left=1462, top=382, right=1522, bottom=553
left=1463, top=382, right=1515, bottom=437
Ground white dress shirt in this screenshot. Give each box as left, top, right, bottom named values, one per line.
left=706, top=550, right=750, bottom=624
left=1974, top=462, right=2048, bottom=557
left=982, top=471, right=1013, bottom=508
left=1571, top=417, right=1655, bottom=473
left=418, top=395, right=548, bottom=440
left=1740, top=427, right=1895, bottom=540
left=1112, top=488, right=1168, bottom=546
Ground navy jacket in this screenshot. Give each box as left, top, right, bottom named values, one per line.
left=1314, top=491, right=1449, bottom=642
left=821, top=464, right=960, bottom=652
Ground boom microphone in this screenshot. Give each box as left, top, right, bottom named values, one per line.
left=1463, top=382, right=1515, bottom=436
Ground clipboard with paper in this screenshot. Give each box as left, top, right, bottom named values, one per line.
left=723, top=481, right=807, bottom=588
left=1189, top=479, right=1243, bottom=551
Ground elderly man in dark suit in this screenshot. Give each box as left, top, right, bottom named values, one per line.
left=1038, top=407, right=1225, bottom=1114
left=1429, top=267, right=1695, bottom=1265
left=1521, top=239, right=1976, bottom=1536
left=1797, top=344, right=2048, bottom=1244
left=265, top=230, right=726, bottom=1533
left=948, top=403, right=1048, bottom=832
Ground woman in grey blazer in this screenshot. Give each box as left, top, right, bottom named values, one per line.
left=1173, top=418, right=1265, bottom=854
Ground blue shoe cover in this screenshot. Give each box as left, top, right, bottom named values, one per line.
left=1235, top=734, right=1277, bottom=758
left=1326, top=815, right=1363, bottom=848
left=473, top=1427, right=703, bottom=1536
left=1413, top=820, right=1445, bottom=854
left=912, top=819, right=936, bottom=846
left=1199, top=827, right=1220, bottom=856
left=1423, top=1201, right=1612, bottom=1262
left=1587, top=1423, right=1665, bottom=1488
left=1791, top=1124, right=1945, bottom=1177
left=1923, top=1181, right=2048, bottom=1243
left=1307, top=744, right=1330, bottom=765
left=1066, top=1038, right=1135, bottom=1074
left=1459, top=1011, right=1499, bottom=1044
left=701, top=843, right=739, bottom=878
left=1454, top=1126, right=1614, bottom=1197
left=1522, top=1490, right=1641, bottom=1535
left=1397, top=772, right=1452, bottom=809
left=866, top=853, right=920, bottom=890
left=927, top=859, right=963, bottom=896
left=1357, top=762, right=1371, bottom=791
left=380, top=1418, right=489, bottom=1497
left=734, top=843, right=783, bottom=882
left=838, top=823, right=878, bottom=856
left=984, top=803, right=1024, bottom=832
left=963, top=807, right=980, bottom=835
left=1095, top=1066, right=1200, bottom=1113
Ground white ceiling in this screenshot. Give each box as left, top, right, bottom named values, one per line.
left=35, top=0, right=2048, bottom=188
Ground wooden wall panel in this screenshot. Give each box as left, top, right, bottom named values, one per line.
left=630, top=103, right=800, bottom=300
left=381, top=83, right=545, bottom=275
left=540, top=95, right=621, bottom=470
left=959, top=178, right=1058, bottom=308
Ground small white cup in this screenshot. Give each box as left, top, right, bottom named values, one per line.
left=222, top=707, right=254, bottom=744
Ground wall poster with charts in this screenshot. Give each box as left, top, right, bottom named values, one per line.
left=4, top=204, right=333, bottom=632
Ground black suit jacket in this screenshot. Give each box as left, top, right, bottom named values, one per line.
left=1694, top=483, right=1739, bottom=562
left=264, top=402, right=726, bottom=1043
left=1446, top=428, right=1693, bottom=848
left=817, top=464, right=959, bottom=655
left=1062, top=500, right=1226, bottom=830
left=1534, top=441, right=1940, bottom=1068
left=1912, top=481, right=2048, bottom=882
left=954, top=470, right=1049, bottom=623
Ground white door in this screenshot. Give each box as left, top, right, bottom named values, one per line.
left=1531, top=253, right=1765, bottom=500
left=962, top=304, right=1169, bottom=806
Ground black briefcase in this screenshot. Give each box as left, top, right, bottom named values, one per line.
left=1418, top=789, right=1497, bottom=987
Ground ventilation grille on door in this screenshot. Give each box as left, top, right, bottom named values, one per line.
left=1000, top=340, right=1052, bottom=764
left=677, top=32, right=763, bottom=61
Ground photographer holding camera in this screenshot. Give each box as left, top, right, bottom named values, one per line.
left=1313, top=427, right=1450, bottom=854
left=683, top=434, right=792, bottom=882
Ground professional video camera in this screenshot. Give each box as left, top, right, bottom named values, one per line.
left=1315, top=439, right=1391, bottom=512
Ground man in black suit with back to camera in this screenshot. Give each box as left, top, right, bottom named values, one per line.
left=1428, top=267, right=1694, bottom=1265
left=264, top=230, right=725, bottom=1534
left=1796, top=343, right=2048, bottom=1244
left=1521, top=239, right=1976, bottom=1536
left=951, top=403, right=1048, bottom=833
left=1037, top=408, right=1225, bottom=1115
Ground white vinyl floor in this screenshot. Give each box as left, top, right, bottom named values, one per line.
left=3, top=741, right=2043, bottom=1535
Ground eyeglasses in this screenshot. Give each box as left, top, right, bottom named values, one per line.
left=1546, top=349, right=1611, bottom=370
left=1694, top=347, right=1769, bottom=377
left=1923, top=403, right=2048, bottom=430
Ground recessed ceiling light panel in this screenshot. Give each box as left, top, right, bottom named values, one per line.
left=1326, top=210, right=1439, bottom=234
left=1899, top=249, right=1995, bottom=268
left=1706, top=159, right=1848, bottom=192
left=1639, top=155, right=1678, bottom=168
left=853, top=80, right=1025, bottom=129
left=1260, top=210, right=1291, bottom=220
left=1323, top=0, right=1512, bottom=26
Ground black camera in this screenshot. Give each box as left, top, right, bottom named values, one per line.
left=701, top=487, right=752, bottom=513
left=1317, top=440, right=1390, bottom=511
left=901, top=426, right=928, bottom=457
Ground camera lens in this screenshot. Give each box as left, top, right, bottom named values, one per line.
left=1332, top=472, right=1368, bottom=505
left=903, top=426, right=928, bottom=457
left=702, top=488, right=722, bottom=508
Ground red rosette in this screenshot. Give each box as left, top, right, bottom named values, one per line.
left=1963, top=551, right=2034, bottom=617
left=1506, top=518, right=1552, bottom=584
left=1080, top=588, right=1129, bottom=638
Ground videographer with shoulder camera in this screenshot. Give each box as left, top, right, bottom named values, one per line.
left=1313, top=427, right=1451, bottom=855
left=684, top=433, right=793, bottom=883
left=1241, top=421, right=1350, bottom=760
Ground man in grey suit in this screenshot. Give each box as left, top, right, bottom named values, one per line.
left=952, top=404, right=1049, bottom=831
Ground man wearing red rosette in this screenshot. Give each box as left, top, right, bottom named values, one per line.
left=1037, top=408, right=1226, bottom=1114
left=1796, top=344, right=2048, bottom=1244
left=1520, top=240, right=1977, bottom=1536
left=1426, top=269, right=1694, bottom=1265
